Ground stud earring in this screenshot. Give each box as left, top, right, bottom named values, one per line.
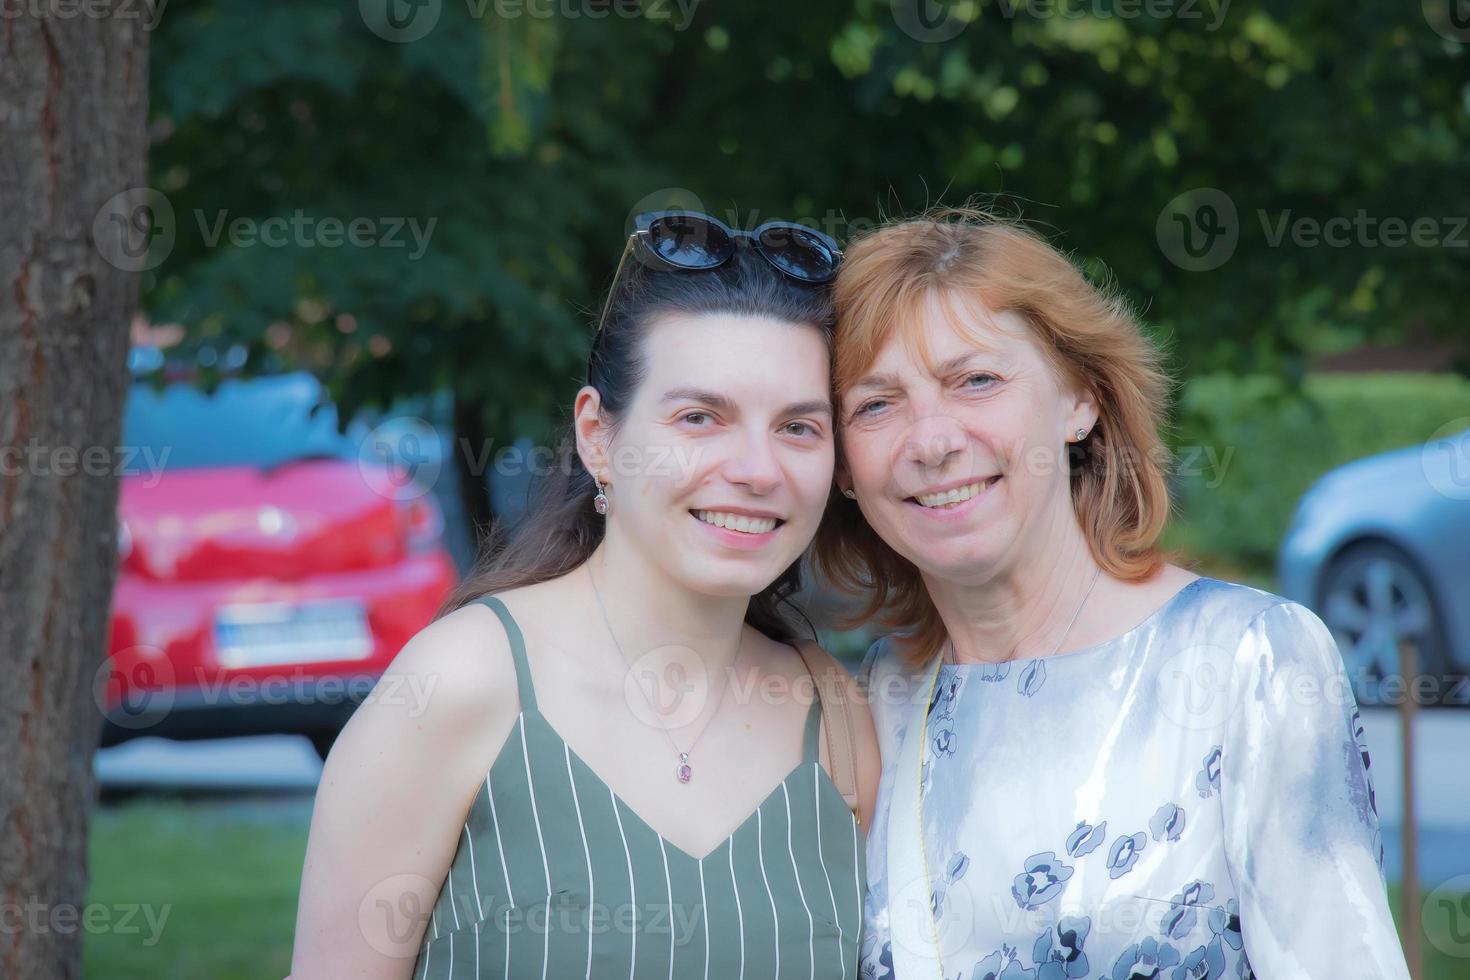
left=593, top=478, right=609, bottom=515
left=1075, top=427, right=1089, bottom=441
left=843, top=488, right=857, bottom=499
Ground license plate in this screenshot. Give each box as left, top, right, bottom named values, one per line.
left=213, top=598, right=373, bottom=668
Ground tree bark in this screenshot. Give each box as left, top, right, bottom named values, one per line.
left=0, top=3, right=150, bottom=977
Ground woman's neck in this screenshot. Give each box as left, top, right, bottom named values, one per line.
left=923, top=509, right=1103, bottom=665
left=584, top=533, right=751, bottom=675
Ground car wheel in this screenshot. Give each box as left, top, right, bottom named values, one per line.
left=1319, top=541, right=1451, bottom=706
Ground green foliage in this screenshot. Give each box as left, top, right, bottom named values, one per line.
left=1168, top=372, right=1470, bottom=571
left=141, top=0, right=1470, bottom=449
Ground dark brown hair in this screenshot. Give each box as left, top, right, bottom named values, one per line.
left=436, top=242, right=837, bottom=641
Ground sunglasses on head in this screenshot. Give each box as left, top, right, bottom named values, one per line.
left=595, top=210, right=843, bottom=333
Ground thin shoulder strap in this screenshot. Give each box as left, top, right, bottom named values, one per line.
left=793, top=641, right=861, bottom=825
left=473, top=594, right=537, bottom=712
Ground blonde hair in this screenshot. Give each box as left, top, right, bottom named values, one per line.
left=814, top=206, right=1175, bottom=665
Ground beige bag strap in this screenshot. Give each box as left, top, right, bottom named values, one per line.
left=794, top=641, right=862, bottom=827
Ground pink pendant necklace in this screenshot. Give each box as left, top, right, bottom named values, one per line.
left=587, top=563, right=734, bottom=783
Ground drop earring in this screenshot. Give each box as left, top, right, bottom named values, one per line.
left=593, top=478, right=609, bottom=515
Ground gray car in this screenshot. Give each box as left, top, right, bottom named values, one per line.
left=1277, top=425, right=1470, bottom=707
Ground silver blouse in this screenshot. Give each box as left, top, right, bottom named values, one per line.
left=858, top=577, right=1409, bottom=980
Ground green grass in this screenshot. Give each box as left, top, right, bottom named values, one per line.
left=85, top=795, right=1470, bottom=978
left=85, top=795, right=310, bottom=979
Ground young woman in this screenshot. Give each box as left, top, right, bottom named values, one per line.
left=817, top=208, right=1409, bottom=980
left=289, top=212, right=879, bottom=979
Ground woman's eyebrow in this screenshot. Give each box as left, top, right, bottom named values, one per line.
left=848, top=372, right=902, bottom=394
left=935, top=353, right=988, bottom=375
left=781, top=400, right=834, bottom=418
left=660, top=387, right=736, bottom=412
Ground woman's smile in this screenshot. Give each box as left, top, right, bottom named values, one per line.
left=902, top=474, right=1002, bottom=521
left=690, top=507, right=786, bottom=550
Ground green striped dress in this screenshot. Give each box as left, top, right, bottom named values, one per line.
left=412, top=594, right=866, bottom=979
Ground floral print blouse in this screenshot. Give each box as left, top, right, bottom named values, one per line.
left=858, top=577, right=1409, bottom=980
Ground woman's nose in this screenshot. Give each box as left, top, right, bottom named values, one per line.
left=723, top=432, right=783, bottom=495
left=902, top=415, right=967, bottom=469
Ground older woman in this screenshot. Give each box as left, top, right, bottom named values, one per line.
left=816, top=209, right=1408, bottom=980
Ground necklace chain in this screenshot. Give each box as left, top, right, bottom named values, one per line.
left=586, top=562, right=733, bottom=783
left=942, top=565, right=1102, bottom=666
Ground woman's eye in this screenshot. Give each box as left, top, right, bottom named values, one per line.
left=962, top=373, right=998, bottom=389
left=853, top=399, right=887, bottom=418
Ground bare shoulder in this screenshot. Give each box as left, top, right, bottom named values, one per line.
left=290, top=596, right=526, bottom=974
left=374, top=596, right=522, bottom=744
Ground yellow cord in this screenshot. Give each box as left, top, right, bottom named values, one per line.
left=915, top=648, right=947, bottom=980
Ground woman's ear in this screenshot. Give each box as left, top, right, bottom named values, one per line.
left=573, top=386, right=610, bottom=482
left=1065, top=384, right=1100, bottom=443
left=834, top=462, right=854, bottom=499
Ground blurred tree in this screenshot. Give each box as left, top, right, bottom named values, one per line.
left=0, top=5, right=150, bottom=979
left=139, top=0, right=1469, bottom=543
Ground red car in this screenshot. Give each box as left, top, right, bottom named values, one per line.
left=101, top=371, right=459, bottom=759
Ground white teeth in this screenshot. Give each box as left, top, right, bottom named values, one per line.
left=694, top=510, right=778, bottom=534
left=915, top=479, right=995, bottom=509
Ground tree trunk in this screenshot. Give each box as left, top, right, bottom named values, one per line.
left=0, top=4, right=150, bottom=977
left=453, top=392, right=496, bottom=550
